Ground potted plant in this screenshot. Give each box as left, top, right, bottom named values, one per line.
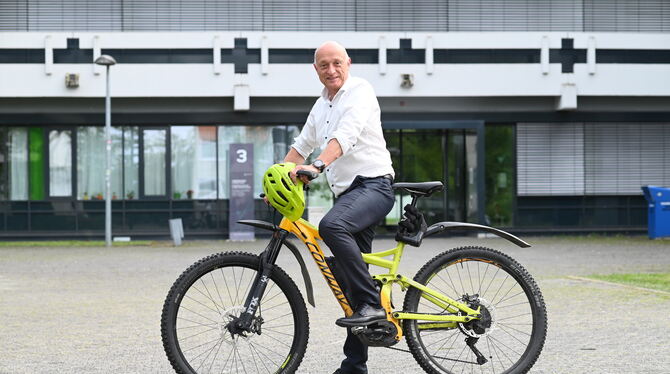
left=126, top=191, right=135, bottom=200
left=173, top=191, right=182, bottom=199
left=83, top=192, right=89, bottom=200
left=95, top=192, right=103, bottom=200
left=186, top=189, right=193, bottom=199
left=112, top=192, right=118, bottom=200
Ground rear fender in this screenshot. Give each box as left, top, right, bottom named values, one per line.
left=423, top=221, right=531, bottom=248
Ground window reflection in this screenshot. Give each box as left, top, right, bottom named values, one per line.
left=8, top=128, right=28, bottom=200
left=218, top=126, right=275, bottom=198
left=143, top=129, right=166, bottom=196
left=124, top=127, right=139, bottom=199
left=172, top=126, right=217, bottom=199
left=77, top=127, right=124, bottom=200
left=49, top=130, right=72, bottom=197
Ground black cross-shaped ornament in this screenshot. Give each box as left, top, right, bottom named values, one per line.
left=231, top=38, right=260, bottom=74
left=551, top=38, right=586, bottom=73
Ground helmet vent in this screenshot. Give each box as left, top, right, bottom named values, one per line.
left=281, top=177, right=291, bottom=190
left=276, top=190, right=287, bottom=201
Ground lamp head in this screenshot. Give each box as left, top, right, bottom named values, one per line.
left=95, top=55, right=117, bottom=66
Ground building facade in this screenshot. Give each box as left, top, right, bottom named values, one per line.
left=1, top=0, right=669, bottom=238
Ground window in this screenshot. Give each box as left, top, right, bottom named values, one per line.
left=124, top=127, right=139, bottom=200
left=171, top=126, right=217, bottom=199
left=485, top=125, right=514, bottom=226
left=4, top=128, right=29, bottom=200
left=218, top=126, right=274, bottom=199
left=48, top=129, right=72, bottom=197
left=142, top=129, right=167, bottom=196
left=77, top=127, right=124, bottom=200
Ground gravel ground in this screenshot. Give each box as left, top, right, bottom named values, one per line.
left=1, top=235, right=669, bottom=374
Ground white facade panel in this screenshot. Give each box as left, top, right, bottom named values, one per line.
left=1, top=32, right=669, bottom=101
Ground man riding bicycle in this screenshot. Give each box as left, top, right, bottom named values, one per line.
left=281, top=41, right=395, bottom=374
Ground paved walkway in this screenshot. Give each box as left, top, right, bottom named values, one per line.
left=1, top=236, right=669, bottom=373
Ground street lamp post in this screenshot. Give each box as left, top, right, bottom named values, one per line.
left=95, top=55, right=117, bottom=247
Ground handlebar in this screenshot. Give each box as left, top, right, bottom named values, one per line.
left=297, top=170, right=319, bottom=181
left=259, top=169, right=319, bottom=199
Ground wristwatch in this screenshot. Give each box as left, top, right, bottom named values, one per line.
left=311, top=159, right=326, bottom=173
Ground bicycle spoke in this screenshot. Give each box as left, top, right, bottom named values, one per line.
left=206, top=339, right=225, bottom=374
left=489, top=274, right=510, bottom=305
left=200, top=277, right=223, bottom=315
left=492, top=280, right=519, bottom=306
left=190, top=283, right=225, bottom=312
left=195, top=338, right=223, bottom=372
left=466, top=261, right=475, bottom=295
left=183, top=336, right=223, bottom=354
left=211, top=271, right=228, bottom=311
left=177, top=316, right=217, bottom=329
left=481, top=266, right=501, bottom=299
left=221, top=267, right=235, bottom=307
left=179, top=325, right=219, bottom=341
left=437, top=271, right=461, bottom=297
left=184, top=293, right=222, bottom=315
left=179, top=304, right=221, bottom=325
left=497, top=324, right=530, bottom=346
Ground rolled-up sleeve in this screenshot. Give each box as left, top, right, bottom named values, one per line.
left=329, top=87, right=374, bottom=155
left=291, top=109, right=318, bottom=159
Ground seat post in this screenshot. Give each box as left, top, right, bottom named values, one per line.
left=409, top=194, right=420, bottom=208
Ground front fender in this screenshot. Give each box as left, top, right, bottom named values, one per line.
left=237, top=220, right=316, bottom=307
left=423, top=221, right=531, bottom=248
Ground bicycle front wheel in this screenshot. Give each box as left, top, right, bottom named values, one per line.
left=161, top=252, right=309, bottom=374
left=403, top=246, right=547, bottom=374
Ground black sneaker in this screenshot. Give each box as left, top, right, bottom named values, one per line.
left=335, top=303, right=386, bottom=327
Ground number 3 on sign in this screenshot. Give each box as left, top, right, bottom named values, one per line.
left=236, top=149, right=247, bottom=163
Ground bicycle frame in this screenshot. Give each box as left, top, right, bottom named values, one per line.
left=277, top=218, right=482, bottom=329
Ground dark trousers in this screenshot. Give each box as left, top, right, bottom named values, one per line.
left=319, top=175, right=395, bottom=374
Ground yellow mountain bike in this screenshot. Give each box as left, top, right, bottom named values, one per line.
left=161, top=178, right=547, bottom=374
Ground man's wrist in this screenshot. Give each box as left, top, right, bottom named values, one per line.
left=311, top=159, right=326, bottom=173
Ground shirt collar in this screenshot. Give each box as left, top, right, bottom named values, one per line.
left=321, top=75, right=354, bottom=102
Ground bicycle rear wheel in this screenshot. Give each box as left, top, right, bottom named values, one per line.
left=161, top=251, right=309, bottom=373
left=403, top=246, right=547, bottom=374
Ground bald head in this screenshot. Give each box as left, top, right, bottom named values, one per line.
left=313, top=41, right=352, bottom=99
left=314, top=41, right=349, bottom=64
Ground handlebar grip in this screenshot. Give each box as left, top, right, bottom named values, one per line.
left=296, top=170, right=319, bottom=181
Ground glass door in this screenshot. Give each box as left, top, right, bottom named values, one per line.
left=140, top=128, right=168, bottom=198
left=400, top=129, right=446, bottom=223
left=384, top=121, right=485, bottom=226
left=446, top=129, right=481, bottom=222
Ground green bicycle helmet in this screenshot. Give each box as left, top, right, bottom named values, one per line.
left=262, top=162, right=305, bottom=221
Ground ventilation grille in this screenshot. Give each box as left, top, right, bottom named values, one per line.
left=1, top=0, right=668, bottom=32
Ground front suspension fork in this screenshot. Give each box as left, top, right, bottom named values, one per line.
left=230, top=229, right=289, bottom=334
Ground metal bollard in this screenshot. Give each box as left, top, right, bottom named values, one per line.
left=169, top=218, right=184, bottom=246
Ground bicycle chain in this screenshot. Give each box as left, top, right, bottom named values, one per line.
left=384, top=345, right=480, bottom=365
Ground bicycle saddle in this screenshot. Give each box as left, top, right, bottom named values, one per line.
left=392, top=181, right=444, bottom=197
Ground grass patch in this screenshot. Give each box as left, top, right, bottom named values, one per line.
left=0, top=240, right=154, bottom=247
left=588, top=273, right=670, bottom=293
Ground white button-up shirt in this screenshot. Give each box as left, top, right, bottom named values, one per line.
left=291, top=76, right=395, bottom=197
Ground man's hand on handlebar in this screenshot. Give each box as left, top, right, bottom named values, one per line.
left=290, top=164, right=320, bottom=185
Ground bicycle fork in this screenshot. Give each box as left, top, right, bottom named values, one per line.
left=228, top=229, right=289, bottom=336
